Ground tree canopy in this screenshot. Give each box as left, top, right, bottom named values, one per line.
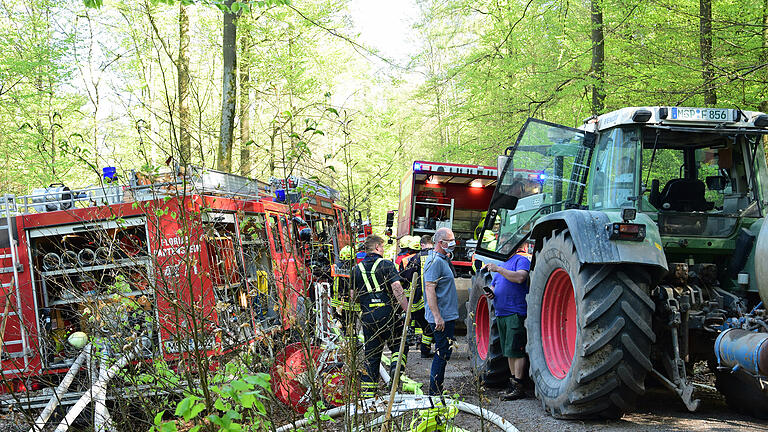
left=0, top=0, right=765, bottom=225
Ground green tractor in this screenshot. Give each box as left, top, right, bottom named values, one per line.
left=466, top=107, right=768, bottom=419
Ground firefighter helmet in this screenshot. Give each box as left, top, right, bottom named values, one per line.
left=67, top=331, right=89, bottom=349
left=402, top=236, right=415, bottom=250
left=339, top=245, right=352, bottom=260
left=298, top=227, right=312, bottom=242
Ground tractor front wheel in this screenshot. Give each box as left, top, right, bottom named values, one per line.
left=526, top=230, right=655, bottom=419
left=465, top=271, right=510, bottom=386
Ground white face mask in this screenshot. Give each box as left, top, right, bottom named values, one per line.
left=442, top=239, right=456, bottom=252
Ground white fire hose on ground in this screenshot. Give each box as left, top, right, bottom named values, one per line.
left=275, top=394, right=520, bottom=432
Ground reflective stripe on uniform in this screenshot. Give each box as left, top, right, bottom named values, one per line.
left=361, top=381, right=377, bottom=397
left=368, top=302, right=385, bottom=307
left=420, top=254, right=427, bottom=288
left=410, top=298, right=424, bottom=312
left=391, top=352, right=407, bottom=364
left=333, top=276, right=342, bottom=300
left=358, top=258, right=384, bottom=293
left=421, top=335, right=433, bottom=345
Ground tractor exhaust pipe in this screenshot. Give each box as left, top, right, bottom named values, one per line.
left=714, top=328, right=768, bottom=375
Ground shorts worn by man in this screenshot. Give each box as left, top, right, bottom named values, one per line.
left=486, top=251, right=530, bottom=400
left=350, top=235, right=409, bottom=398
left=423, top=227, right=459, bottom=396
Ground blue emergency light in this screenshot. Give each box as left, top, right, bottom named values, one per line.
left=413, top=162, right=422, bottom=171
left=102, top=166, right=117, bottom=183
left=275, top=189, right=286, bottom=203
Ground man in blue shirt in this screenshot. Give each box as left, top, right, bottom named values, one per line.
left=423, top=227, right=459, bottom=395
left=485, top=249, right=530, bottom=400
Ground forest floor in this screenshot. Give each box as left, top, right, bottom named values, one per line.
left=2, top=335, right=766, bottom=431
left=402, top=332, right=768, bottom=432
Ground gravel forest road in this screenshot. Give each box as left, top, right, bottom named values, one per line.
left=403, top=337, right=768, bottom=432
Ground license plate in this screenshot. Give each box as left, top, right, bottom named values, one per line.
left=670, top=107, right=732, bottom=122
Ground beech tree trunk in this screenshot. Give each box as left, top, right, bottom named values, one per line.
left=218, top=0, right=237, bottom=172
left=590, top=0, right=605, bottom=115
left=700, top=0, right=717, bottom=105
left=761, top=0, right=768, bottom=112
left=178, top=2, right=191, bottom=165
left=239, top=26, right=251, bottom=177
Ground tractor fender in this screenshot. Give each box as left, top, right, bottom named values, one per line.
left=530, top=209, right=667, bottom=274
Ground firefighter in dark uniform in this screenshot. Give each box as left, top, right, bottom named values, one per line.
left=350, top=235, right=409, bottom=399
left=401, top=235, right=435, bottom=358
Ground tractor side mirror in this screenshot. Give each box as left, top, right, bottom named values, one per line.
left=385, top=210, right=395, bottom=228
left=706, top=176, right=727, bottom=191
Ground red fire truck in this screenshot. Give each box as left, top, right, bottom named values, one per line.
left=0, top=167, right=342, bottom=409
left=395, top=161, right=499, bottom=321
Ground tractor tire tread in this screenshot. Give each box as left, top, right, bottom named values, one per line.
left=583, top=285, right=622, bottom=326
left=583, top=317, right=625, bottom=356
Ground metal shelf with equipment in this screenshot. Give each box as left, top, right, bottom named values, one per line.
left=411, top=199, right=455, bottom=234
left=28, top=220, right=156, bottom=369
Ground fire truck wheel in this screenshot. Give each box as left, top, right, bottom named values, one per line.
left=527, top=229, right=653, bottom=419
left=465, top=271, right=510, bottom=386
left=715, top=369, right=768, bottom=419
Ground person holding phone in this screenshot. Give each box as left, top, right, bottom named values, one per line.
left=483, top=247, right=530, bottom=401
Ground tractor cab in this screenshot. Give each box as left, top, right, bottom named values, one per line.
left=591, top=110, right=768, bottom=240
left=477, top=108, right=768, bottom=263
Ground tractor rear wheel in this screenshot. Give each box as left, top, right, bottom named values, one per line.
left=465, top=271, right=510, bottom=387
left=715, top=369, right=768, bottom=419
left=527, top=230, right=655, bottom=419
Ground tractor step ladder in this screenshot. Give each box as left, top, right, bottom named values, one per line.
left=0, top=194, right=30, bottom=373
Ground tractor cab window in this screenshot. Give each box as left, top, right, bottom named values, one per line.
left=640, top=147, right=683, bottom=211
left=589, top=126, right=640, bottom=210
left=639, top=130, right=768, bottom=237
left=478, top=119, right=593, bottom=259
left=695, top=148, right=725, bottom=210
left=640, top=132, right=766, bottom=217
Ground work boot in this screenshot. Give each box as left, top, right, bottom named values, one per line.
left=501, top=382, right=525, bottom=401
left=420, top=343, right=433, bottom=358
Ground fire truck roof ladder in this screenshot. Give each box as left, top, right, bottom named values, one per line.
left=269, top=176, right=340, bottom=201
left=0, top=166, right=271, bottom=216
left=127, top=165, right=270, bottom=201
left=0, top=194, right=30, bottom=372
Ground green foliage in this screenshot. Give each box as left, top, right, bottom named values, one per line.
left=155, top=360, right=273, bottom=432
